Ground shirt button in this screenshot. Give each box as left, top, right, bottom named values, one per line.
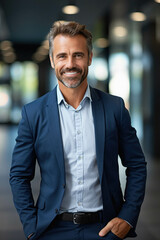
left=77, top=202, right=82, bottom=206
left=77, top=130, right=81, bottom=134
left=65, top=104, right=69, bottom=108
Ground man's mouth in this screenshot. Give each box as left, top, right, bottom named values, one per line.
left=61, top=68, right=81, bottom=76
left=63, top=71, right=79, bottom=76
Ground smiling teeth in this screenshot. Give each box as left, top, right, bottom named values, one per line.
left=65, top=72, right=77, bottom=75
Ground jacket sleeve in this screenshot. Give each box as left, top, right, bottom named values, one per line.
left=10, top=106, right=37, bottom=238
left=117, top=98, right=147, bottom=228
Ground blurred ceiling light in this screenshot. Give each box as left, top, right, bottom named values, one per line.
left=0, top=40, right=12, bottom=51
left=32, top=39, right=49, bottom=62
left=2, top=51, right=15, bottom=57
left=94, top=38, right=109, bottom=48
left=62, top=1, right=79, bottom=14
left=109, top=53, right=130, bottom=105
left=3, top=53, right=16, bottom=63
left=1, top=47, right=14, bottom=54
left=33, top=52, right=47, bottom=62
left=37, top=46, right=48, bottom=55
left=93, top=58, right=108, bottom=81
left=42, top=40, right=49, bottom=50
left=113, top=26, right=128, bottom=38
left=130, top=42, right=142, bottom=57
left=154, top=0, right=160, bottom=3
left=130, top=12, right=147, bottom=22
left=0, top=92, right=10, bottom=107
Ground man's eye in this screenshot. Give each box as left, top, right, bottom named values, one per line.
left=57, top=54, right=66, bottom=59
left=75, top=53, right=83, bottom=58
left=59, top=55, right=65, bottom=59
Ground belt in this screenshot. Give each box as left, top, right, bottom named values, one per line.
left=56, top=211, right=102, bottom=224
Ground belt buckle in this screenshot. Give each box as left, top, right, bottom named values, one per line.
left=73, top=212, right=86, bottom=224
left=73, top=213, right=79, bottom=224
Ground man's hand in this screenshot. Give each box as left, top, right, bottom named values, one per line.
left=99, top=217, right=131, bottom=239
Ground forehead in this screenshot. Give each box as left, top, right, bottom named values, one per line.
left=53, top=34, right=88, bottom=53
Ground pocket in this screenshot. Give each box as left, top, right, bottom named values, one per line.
left=104, top=231, right=122, bottom=240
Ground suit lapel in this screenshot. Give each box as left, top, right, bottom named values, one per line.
left=91, top=87, right=105, bottom=183
left=46, top=88, right=65, bottom=178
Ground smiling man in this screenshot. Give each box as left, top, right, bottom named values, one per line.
left=49, top=24, right=93, bottom=109
left=51, top=34, right=91, bottom=89
left=10, top=21, right=147, bottom=240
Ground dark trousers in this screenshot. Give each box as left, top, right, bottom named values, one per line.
left=37, top=218, right=122, bottom=240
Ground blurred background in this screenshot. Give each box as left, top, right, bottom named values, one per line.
left=0, top=0, right=160, bottom=239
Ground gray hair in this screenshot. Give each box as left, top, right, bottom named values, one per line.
left=48, top=21, right=93, bottom=59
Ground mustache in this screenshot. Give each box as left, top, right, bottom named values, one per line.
left=60, top=67, right=82, bottom=74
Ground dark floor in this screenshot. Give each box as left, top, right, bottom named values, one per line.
left=0, top=125, right=159, bottom=240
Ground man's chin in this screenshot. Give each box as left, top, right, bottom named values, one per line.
left=63, top=83, right=81, bottom=88
left=60, top=79, right=82, bottom=88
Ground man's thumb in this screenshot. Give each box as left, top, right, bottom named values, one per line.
left=99, top=221, right=113, bottom=237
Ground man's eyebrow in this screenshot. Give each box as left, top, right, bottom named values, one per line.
left=55, top=52, right=67, bottom=58
left=55, top=51, right=85, bottom=58
left=74, top=52, right=84, bottom=55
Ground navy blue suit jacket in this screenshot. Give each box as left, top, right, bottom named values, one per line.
left=10, top=86, right=146, bottom=239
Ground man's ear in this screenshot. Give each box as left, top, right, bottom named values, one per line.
left=88, top=52, right=93, bottom=66
left=50, top=55, right=55, bottom=69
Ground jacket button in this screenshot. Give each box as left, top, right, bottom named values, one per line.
left=63, top=184, right=66, bottom=189
left=55, top=209, right=59, bottom=214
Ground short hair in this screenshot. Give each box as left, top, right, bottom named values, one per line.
left=48, top=21, right=93, bottom=59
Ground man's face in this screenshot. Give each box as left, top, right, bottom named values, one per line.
left=50, top=34, right=92, bottom=88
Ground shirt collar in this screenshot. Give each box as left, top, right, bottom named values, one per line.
left=56, top=84, right=92, bottom=106
left=57, top=85, right=65, bottom=105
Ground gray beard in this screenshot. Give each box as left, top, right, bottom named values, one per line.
left=58, top=77, right=85, bottom=88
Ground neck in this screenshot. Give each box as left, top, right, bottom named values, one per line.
left=58, top=80, right=88, bottom=109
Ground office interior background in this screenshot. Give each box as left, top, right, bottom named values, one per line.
left=0, top=0, right=160, bottom=239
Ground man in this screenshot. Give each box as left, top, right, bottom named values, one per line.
left=10, top=21, right=147, bottom=240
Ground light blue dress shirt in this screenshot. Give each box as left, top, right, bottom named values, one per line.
left=57, top=85, right=103, bottom=213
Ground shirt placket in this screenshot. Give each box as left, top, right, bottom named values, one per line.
left=75, top=107, right=84, bottom=211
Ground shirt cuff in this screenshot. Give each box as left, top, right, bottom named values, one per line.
left=27, top=233, right=34, bottom=239
left=125, top=220, right=133, bottom=228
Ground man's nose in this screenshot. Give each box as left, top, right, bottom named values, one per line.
left=66, top=56, right=75, bottom=68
